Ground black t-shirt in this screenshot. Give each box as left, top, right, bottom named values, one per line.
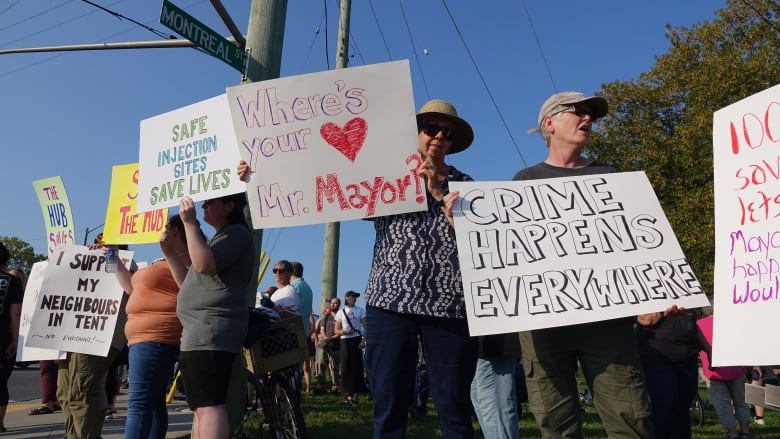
left=0, top=271, right=24, bottom=347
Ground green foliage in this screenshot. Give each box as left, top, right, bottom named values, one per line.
left=587, top=0, right=780, bottom=296
left=0, top=236, right=46, bottom=273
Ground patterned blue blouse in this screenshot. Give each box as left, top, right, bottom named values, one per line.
left=364, top=165, right=472, bottom=319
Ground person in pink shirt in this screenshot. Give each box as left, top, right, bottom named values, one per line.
left=697, top=314, right=752, bottom=439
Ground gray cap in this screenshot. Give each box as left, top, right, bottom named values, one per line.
left=528, top=91, right=608, bottom=134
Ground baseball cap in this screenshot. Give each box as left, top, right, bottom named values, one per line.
left=528, top=91, right=608, bottom=134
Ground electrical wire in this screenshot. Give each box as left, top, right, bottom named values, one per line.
left=0, top=0, right=22, bottom=17
left=520, top=0, right=557, bottom=93
left=0, top=1, right=69, bottom=34
left=440, top=0, right=527, bottom=166
left=738, top=0, right=780, bottom=35
left=323, top=0, right=330, bottom=69
left=399, top=1, right=430, bottom=101
left=368, top=0, right=392, bottom=60
left=79, top=0, right=178, bottom=40
left=299, top=13, right=325, bottom=73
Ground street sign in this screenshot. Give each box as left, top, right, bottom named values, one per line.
left=159, top=0, right=245, bottom=72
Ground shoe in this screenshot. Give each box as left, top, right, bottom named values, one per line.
left=739, top=434, right=753, bottom=439
left=755, top=417, right=765, bottom=425
left=28, top=406, right=53, bottom=415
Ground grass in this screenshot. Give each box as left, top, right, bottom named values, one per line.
left=291, top=387, right=780, bottom=438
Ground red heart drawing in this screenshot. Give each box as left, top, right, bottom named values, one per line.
left=320, top=117, right=368, bottom=162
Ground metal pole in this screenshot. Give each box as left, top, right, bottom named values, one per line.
left=321, top=0, right=352, bottom=305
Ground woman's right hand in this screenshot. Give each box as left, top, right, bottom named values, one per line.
left=237, top=160, right=250, bottom=182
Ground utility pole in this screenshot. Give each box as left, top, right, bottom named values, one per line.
left=321, top=0, right=352, bottom=306
left=242, top=0, right=289, bottom=305
left=225, top=0, right=288, bottom=433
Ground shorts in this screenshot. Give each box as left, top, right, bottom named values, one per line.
left=178, top=350, right=236, bottom=409
left=308, top=338, right=316, bottom=357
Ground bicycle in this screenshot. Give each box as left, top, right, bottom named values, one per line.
left=235, top=366, right=308, bottom=438
left=236, top=310, right=310, bottom=438
left=690, top=392, right=709, bottom=427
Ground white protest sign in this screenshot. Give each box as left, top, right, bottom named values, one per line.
left=225, top=60, right=423, bottom=229
left=451, top=172, right=710, bottom=336
left=17, top=261, right=62, bottom=362
left=26, top=245, right=132, bottom=356
left=712, top=83, right=780, bottom=366
left=137, top=94, right=245, bottom=212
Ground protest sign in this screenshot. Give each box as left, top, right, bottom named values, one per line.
left=32, top=176, right=76, bottom=255
left=712, top=83, right=780, bottom=366
left=103, top=163, right=169, bottom=244
left=17, top=261, right=62, bottom=362
left=137, top=94, right=245, bottom=212
left=451, top=172, right=710, bottom=336
left=26, top=245, right=132, bottom=356
left=225, top=60, right=422, bottom=229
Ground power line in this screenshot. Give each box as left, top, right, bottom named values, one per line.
left=0, top=0, right=22, bottom=17
left=439, top=0, right=527, bottom=167
left=367, top=0, right=392, bottom=60
left=399, top=1, right=430, bottom=101
left=520, top=0, right=557, bottom=93
left=0, top=1, right=71, bottom=34
left=78, top=0, right=177, bottom=40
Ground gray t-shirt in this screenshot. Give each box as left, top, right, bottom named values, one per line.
left=512, top=161, right=615, bottom=181
left=177, top=223, right=254, bottom=353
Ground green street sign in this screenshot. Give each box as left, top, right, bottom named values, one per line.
left=160, top=0, right=245, bottom=72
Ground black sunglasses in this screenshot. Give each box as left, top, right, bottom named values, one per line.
left=272, top=268, right=287, bottom=274
left=420, top=123, right=456, bottom=141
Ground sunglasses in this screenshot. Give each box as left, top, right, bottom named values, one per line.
left=552, top=105, right=593, bottom=118
left=272, top=268, right=288, bottom=274
left=420, top=123, right=456, bottom=141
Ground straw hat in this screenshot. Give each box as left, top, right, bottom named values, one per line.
left=416, top=99, right=474, bottom=154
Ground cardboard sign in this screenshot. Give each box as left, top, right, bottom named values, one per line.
left=32, top=176, right=76, bottom=255
left=25, top=245, right=132, bottom=356
left=451, top=172, right=710, bottom=336
left=16, top=261, right=62, bottom=362
left=103, top=163, right=168, bottom=244
left=137, top=94, right=245, bottom=212
left=712, top=83, right=780, bottom=366
left=225, top=60, right=423, bottom=229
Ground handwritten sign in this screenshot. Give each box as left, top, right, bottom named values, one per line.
left=225, top=60, right=423, bottom=229
left=451, top=172, right=710, bottom=336
left=103, top=163, right=169, bottom=244
left=136, top=94, right=245, bottom=212
left=17, top=261, right=62, bottom=362
left=26, top=245, right=132, bottom=356
left=712, top=83, right=780, bottom=366
left=32, top=176, right=76, bottom=255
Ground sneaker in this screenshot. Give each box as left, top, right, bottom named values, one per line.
left=755, top=417, right=765, bottom=425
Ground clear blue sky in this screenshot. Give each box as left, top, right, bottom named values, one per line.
left=1, top=0, right=724, bottom=310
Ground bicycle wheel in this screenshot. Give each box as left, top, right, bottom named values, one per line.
left=690, top=393, right=704, bottom=427
left=267, top=372, right=308, bottom=439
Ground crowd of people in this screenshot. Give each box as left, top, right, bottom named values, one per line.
left=3, top=91, right=775, bottom=439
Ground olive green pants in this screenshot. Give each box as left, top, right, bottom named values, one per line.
left=57, top=348, right=121, bottom=439
left=519, top=319, right=654, bottom=439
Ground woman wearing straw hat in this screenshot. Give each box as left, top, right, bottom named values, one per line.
left=363, top=99, right=478, bottom=439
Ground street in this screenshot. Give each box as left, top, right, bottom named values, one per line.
left=9, top=363, right=44, bottom=403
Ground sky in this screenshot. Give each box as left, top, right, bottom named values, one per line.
left=1, top=0, right=726, bottom=311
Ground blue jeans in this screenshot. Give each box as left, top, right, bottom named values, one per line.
left=124, top=342, right=180, bottom=439
left=642, top=358, right=698, bottom=438
left=471, top=357, right=519, bottom=439
left=365, top=306, right=477, bottom=439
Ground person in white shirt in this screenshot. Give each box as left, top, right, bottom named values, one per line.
left=334, top=291, right=367, bottom=405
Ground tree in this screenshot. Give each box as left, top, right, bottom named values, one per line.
left=0, top=236, right=47, bottom=274
left=587, top=0, right=780, bottom=296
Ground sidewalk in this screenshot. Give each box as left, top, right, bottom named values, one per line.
left=3, top=392, right=193, bottom=439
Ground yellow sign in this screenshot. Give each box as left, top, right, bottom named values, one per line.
left=103, top=163, right=168, bottom=244
left=32, top=176, right=76, bottom=255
